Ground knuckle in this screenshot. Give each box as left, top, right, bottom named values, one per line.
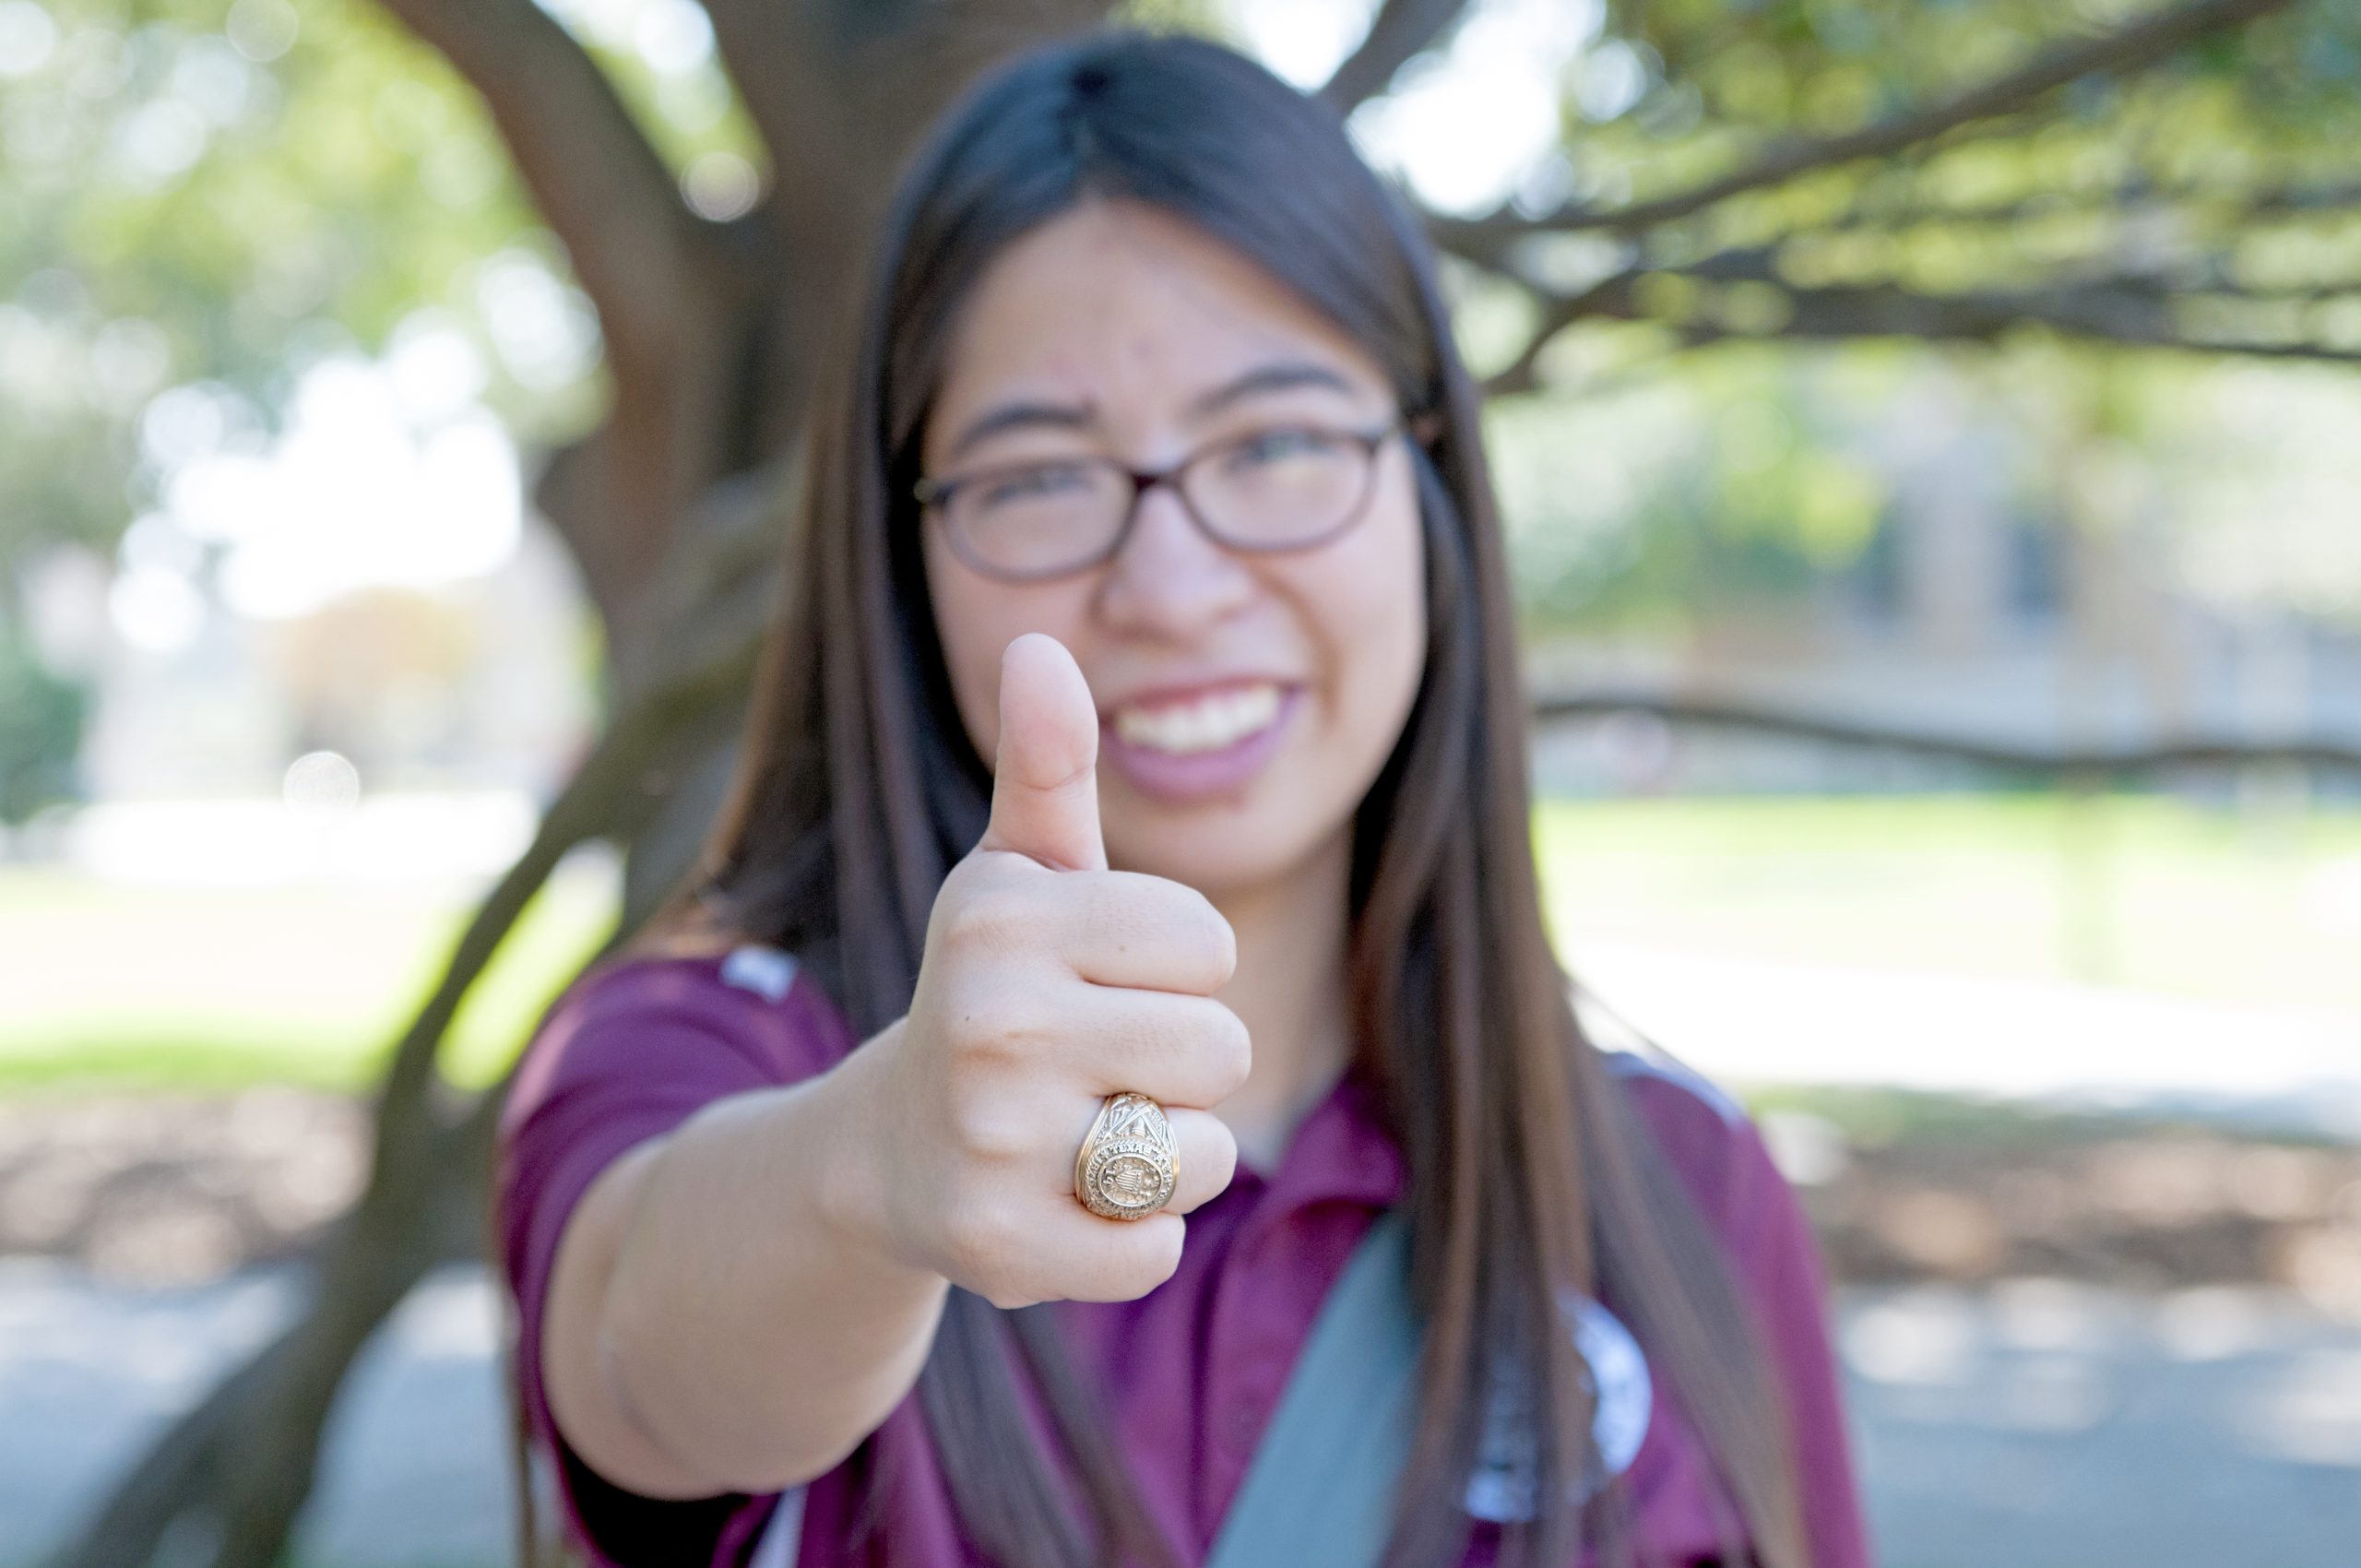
left=1210, top=1006, right=1252, bottom=1094
left=942, top=1195, right=1022, bottom=1287
left=1170, top=1112, right=1237, bottom=1209
left=939, top=1229, right=988, bottom=1287
left=926, top=864, right=982, bottom=944
left=1210, top=1124, right=1240, bottom=1190
left=984, top=1003, right=1051, bottom=1070
left=1106, top=994, right=1167, bottom=1066
left=1092, top=876, right=1164, bottom=952
left=943, top=983, right=1039, bottom=1067
left=1136, top=1217, right=1186, bottom=1284
left=1131, top=883, right=1230, bottom=989
left=945, top=1092, right=1029, bottom=1162
left=942, top=887, right=1034, bottom=959
left=1185, top=895, right=1238, bottom=985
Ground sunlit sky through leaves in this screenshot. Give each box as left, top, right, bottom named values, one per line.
left=106, top=0, right=1601, bottom=640
left=8, top=0, right=2359, bottom=652
left=1226, top=0, right=1612, bottom=216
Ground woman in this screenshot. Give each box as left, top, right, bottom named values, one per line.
left=497, top=28, right=1869, bottom=1568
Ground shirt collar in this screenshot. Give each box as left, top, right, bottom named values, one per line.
left=1239, top=1055, right=1408, bottom=1214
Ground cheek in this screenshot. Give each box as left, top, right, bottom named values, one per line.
left=1306, top=485, right=1427, bottom=752
left=922, top=529, right=1097, bottom=766
left=921, top=531, right=1006, bottom=765
left=1370, top=514, right=1430, bottom=743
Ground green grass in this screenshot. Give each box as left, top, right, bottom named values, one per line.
left=3, top=791, right=2355, bottom=1094
left=1535, top=790, right=2361, bottom=1008
left=1736, top=1081, right=2357, bottom=1153
left=0, top=856, right=618, bottom=1093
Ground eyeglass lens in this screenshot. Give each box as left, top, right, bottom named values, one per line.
left=945, top=426, right=1380, bottom=578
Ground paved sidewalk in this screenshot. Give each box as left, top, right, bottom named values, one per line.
left=4, top=1261, right=504, bottom=1568
left=8, top=1264, right=2360, bottom=1568
left=1841, top=1278, right=2361, bottom=1566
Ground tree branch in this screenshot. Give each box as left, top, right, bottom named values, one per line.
left=689, top=0, right=1125, bottom=501
left=1479, top=246, right=2361, bottom=396
left=698, top=0, right=1120, bottom=259
left=1689, top=278, right=2361, bottom=364
left=374, top=0, right=706, bottom=374
left=1480, top=268, right=1642, bottom=397
left=1533, top=689, right=2361, bottom=778
left=1442, top=0, right=2298, bottom=244
left=692, top=0, right=862, bottom=253
left=1754, top=177, right=2361, bottom=244
left=1319, top=0, right=1473, bottom=115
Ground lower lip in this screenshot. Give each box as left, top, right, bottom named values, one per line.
left=1100, top=688, right=1300, bottom=806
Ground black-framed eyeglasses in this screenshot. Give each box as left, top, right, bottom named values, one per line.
left=913, top=411, right=1434, bottom=584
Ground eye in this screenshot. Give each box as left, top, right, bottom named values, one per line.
left=974, top=462, right=1097, bottom=507
left=1224, top=426, right=1341, bottom=469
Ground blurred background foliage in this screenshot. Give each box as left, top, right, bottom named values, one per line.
left=7, top=0, right=2361, bottom=649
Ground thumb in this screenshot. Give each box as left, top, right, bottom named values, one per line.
left=977, top=633, right=1107, bottom=873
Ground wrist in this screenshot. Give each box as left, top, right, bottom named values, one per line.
left=808, top=1016, right=941, bottom=1287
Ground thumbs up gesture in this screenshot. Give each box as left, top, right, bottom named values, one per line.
left=864, top=634, right=1248, bottom=1308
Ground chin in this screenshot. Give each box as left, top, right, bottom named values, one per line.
left=1104, top=812, right=1340, bottom=900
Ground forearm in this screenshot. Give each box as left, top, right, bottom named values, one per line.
left=551, top=1021, right=951, bottom=1497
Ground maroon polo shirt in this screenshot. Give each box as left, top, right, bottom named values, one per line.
left=497, top=944, right=1870, bottom=1568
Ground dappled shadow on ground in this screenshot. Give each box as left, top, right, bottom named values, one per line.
left=1775, top=1097, right=2361, bottom=1309
left=0, top=1090, right=363, bottom=1286
left=2, top=1088, right=2359, bottom=1568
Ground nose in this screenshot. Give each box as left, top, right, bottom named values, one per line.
left=1095, top=479, right=1256, bottom=637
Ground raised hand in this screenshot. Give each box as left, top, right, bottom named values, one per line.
left=868, top=633, right=1248, bottom=1308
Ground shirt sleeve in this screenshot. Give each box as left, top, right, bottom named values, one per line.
left=1613, top=1060, right=1875, bottom=1568
left=493, top=948, right=859, bottom=1568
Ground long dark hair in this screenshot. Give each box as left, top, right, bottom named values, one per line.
left=635, top=28, right=1808, bottom=1568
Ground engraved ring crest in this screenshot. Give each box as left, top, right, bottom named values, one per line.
left=1074, top=1091, right=1180, bottom=1220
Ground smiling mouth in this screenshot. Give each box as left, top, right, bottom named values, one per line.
left=1109, top=682, right=1285, bottom=755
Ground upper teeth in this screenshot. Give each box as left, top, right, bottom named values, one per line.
left=1113, top=683, right=1282, bottom=754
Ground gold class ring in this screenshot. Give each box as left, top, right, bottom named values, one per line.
left=1073, top=1091, right=1180, bottom=1220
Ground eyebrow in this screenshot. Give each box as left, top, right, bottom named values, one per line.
left=1185, top=360, right=1359, bottom=419
left=943, top=359, right=1361, bottom=462
left=944, top=399, right=1098, bottom=462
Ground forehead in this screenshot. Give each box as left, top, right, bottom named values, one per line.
left=924, top=199, right=1389, bottom=452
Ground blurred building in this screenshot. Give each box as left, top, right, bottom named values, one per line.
left=26, top=510, right=595, bottom=809
left=1528, top=391, right=2361, bottom=799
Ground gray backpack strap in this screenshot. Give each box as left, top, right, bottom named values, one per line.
left=1203, top=1207, right=1422, bottom=1568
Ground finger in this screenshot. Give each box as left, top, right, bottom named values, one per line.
left=1029, top=1207, right=1191, bottom=1304
left=1058, top=988, right=1252, bottom=1111
left=1050, top=870, right=1238, bottom=994
left=976, top=633, right=1106, bottom=874
left=1037, top=1110, right=1230, bottom=1299
left=1159, top=1107, right=1238, bottom=1217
